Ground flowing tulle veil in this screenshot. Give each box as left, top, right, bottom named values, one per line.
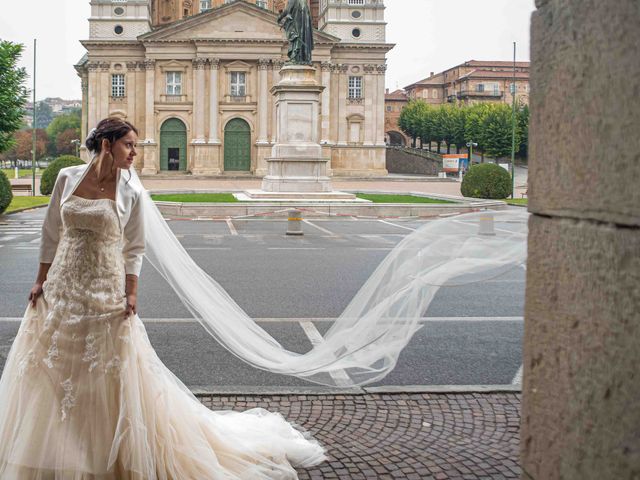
left=129, top=167, right=527, bottom=388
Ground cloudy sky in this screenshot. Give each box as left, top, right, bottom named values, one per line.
left=0, top=0, right=535, bottom=100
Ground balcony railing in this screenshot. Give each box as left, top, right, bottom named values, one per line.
left=458, top=90, right=504, bottom=98
left=347, top=97, right=364, bottom=105
left=160, top=94, right=187, bottom=103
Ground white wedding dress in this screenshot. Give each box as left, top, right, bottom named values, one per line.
left=0, top=195, right=326, bottom=479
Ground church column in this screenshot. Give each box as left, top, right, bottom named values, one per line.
left=143, top=59, right=156, bottom=142
left=375, top=64, right=388, bottom=145
left=208, top=58, right=220, bottom=144
left=320, top=61, right=332, bottom=144
left=99, top=62, right=110, bottom=121
left=126, top=62, right=138, bottom=126
left=192, top=58, right=207, bottom=143
left=364, top=64, right=376, bottom=146
left=271, top=59, right=284, bottom=143
left=337, top=64, right=348, bottom=146
left=257, top=58, right=270, bottom=144
left=87, top=62, right=99, bottom=130
left=141, top=59, right=157, bottom=175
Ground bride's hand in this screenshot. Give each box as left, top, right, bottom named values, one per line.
left=125, top=293, right=137, bottom=318
left=28, top=283, right=43, bottom=307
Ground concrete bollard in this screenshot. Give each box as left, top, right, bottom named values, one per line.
left=286, top=209, right=303, bottom=235
left=478, top=213, right=496, bottom=236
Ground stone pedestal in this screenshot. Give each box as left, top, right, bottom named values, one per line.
left=256, top=65, right=352, bottom=199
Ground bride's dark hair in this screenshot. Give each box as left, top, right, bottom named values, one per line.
left=85, top=117, right=139, bottom=153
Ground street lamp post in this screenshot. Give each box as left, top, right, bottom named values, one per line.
left=71, top=139, right=80, bottom=158
left=510, top=41, right=517, bottom=199
left=466, top=141, right=478, bottom=168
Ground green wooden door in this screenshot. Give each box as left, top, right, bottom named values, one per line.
left=224, top=118, right=251, bottom=171
left=160, top=118, right=187, bottom=171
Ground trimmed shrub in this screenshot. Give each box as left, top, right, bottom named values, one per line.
left=461, top=163, right=512, bottom=199
left=40, top=155, right=84, bottom=195
left=0, top=170, right=12, bottom=215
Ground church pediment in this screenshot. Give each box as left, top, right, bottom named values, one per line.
left=140, top=1, right=339, bottom=44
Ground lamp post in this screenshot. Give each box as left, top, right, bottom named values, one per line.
left=510, top=41, right=517, bottom=199
left=466, top=141, right=478, bottom=168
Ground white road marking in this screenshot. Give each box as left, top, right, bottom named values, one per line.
left=356, top=247, right=393, bottom=251
left=377, top=219, right=416, bottom=231
left=358, top=234, right=396, bottom=244
left=225, top=218, right=238, bottom=236
left=0, top=236, right=17, bottom=242
left=299, top=320, right=353, bottom=387
left=302, top=219, right=337, bottom=236
left=267, top=247, right=325, bottom=251
left=512, top=364, right=523, bottom=385
left=29, top=237, right=41, bottom=244
left=185, top=247, right=231, bottom=251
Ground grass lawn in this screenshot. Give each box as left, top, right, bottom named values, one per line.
left=2, top=168, right=40, bottom=179
left=151, top=193, right=238, bottom=203
left=6, top=196, right=50, bottom=213
left=355, top=193, right=455, bottom=204
left=505, top=198, right=528, bottom=206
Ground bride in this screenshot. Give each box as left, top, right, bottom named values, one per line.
left=0, top=117, right=527, bottom=479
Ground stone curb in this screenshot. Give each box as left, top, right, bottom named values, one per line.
left=1, top=203, right=49, bottom=216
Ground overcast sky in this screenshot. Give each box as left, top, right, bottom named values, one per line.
left=0, top=0, right=536, bottom=100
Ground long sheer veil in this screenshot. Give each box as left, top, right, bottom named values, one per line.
left=130, top=168, right=528, bottom=387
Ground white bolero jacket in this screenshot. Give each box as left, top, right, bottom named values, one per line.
left=39, top=164, right=145, bottom=276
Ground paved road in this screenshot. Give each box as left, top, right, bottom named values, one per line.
left=0, top=208, right=525, bottom=391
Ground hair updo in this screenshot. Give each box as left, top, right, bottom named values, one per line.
left=85, top=117, right=139, bottom=154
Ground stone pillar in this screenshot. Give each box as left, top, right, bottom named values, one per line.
left=320, top=61, right=332, bottom=145
left=336, top=64, right=348, bottom=146
left=375, top=64, right=387, bottom=146
left=257, top=58, right=270, bottom=145
left=79, top=73, right=90, bottom=162
left=192, top=58, right=207, bottom=143
left=208, top=58, right=220, bottom=144
left=126, top=61, right=137, bottom=126
left=521, top=1, right=640, bottom=479
left=87, top=62, right=99, bottom=131
left=99, top=62, right=110, bottom=121
left=363, top=64, right=376, bottom=146
left=141, top=59, right=157, bottom=175
left=270, top=59, right=285, bottom=143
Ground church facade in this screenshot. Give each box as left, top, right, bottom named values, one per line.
left=75, top=0, right=392, bottom=177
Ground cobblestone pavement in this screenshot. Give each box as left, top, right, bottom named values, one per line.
left=197, top=393, right=521, bottom=479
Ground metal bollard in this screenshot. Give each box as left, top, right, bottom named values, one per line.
left=478, top=213, right=496, bottom=236
left=286, top=208, right=303, bottom=236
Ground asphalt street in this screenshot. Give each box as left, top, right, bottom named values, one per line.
left=0, top=208, right=525, bottom=391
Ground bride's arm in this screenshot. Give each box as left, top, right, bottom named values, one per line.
left=29, top=263, right=51, bottom=306
left=122, top=190, right=145, bottom=317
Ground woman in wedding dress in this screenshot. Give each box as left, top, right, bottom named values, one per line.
left=0, top=118, right=326, bottom=479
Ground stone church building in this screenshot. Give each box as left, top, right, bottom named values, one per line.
left=75, top=0, right=391, bottom=176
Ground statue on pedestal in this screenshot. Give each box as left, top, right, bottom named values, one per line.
left=277, top=0, right=314, bottom=65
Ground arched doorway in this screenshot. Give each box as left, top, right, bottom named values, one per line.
left=160, top=118, right=187, bottom=171
left=224, top=118, right=251, bottom=172
left=387, top=131, right=406, bottom=146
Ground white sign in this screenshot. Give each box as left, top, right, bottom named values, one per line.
left=442, top=157, right=460, bottom=171
left=498, top=163, right=510, bottom=172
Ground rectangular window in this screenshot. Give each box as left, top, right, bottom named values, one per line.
left=256, top=0, right=267, bottom=8
left=432, top=89, right=438, bottom=99
left=476, top=84, right=485, bottom=93
left=111, top=74, right=125, bottom=97
left=348, top=76, right=362, bottom=99
left=493, top=83, right=500, bottom=95
left=200, top=0, right=211, bottom=11
left=348, top=0, right=364, bottom=4
left=231, top=72, right=246, bottom=97
left=386, top=105, right=392, bottom=112
left=166, top=72, right=182, bottom=95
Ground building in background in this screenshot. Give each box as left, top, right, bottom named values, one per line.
left=383, top=89, right=408, bottom=146
left=405, top=60, right=530, bottom=106
left=76, top=0, right=391, bottom=176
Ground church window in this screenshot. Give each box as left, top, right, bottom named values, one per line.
left=114, top=25, right=124, bottom=35
left=352, top=28, right=361, bottom=38
left=256, top=0, right=267, bottom=8
left=230, top=72, right=246, bottom=97
left=348, top=0, right=365, bottom=4
left=351, top=10, right=361, bottom=18
left=113, top=6, right=125, bottom=15
left=166, top=72, right=182, bottom=95
left=348, top=76, right=362, bottom=99
left=111, top=74, right=125, bottom=98
left=200, top=0, right=211, bottom=11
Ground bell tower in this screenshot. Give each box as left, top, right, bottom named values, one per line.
left=89, top=0, right=152, bottom=40
left=317, top=0, right=386, bottom=43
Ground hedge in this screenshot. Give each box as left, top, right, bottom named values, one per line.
left=40, top=155, right=84, bottom=195
left=461, top=162, right=512, bottom=200
left=0, top=170, right=12, bottom=215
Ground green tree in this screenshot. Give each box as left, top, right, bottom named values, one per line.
left=464, top=103, right=490, bottom=161
left=399, top=100, right=427, bottom=148
left=517, top=103, right=529, bottom=159
left=482, top=103, right=521, bottom=159
left=450, top=106, right=467, bottom=153
left=46, top=111, right=81, bottom=156
left=0, top=40, right=29, bottom=154
left=34, top=101, right=54, bottom=130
